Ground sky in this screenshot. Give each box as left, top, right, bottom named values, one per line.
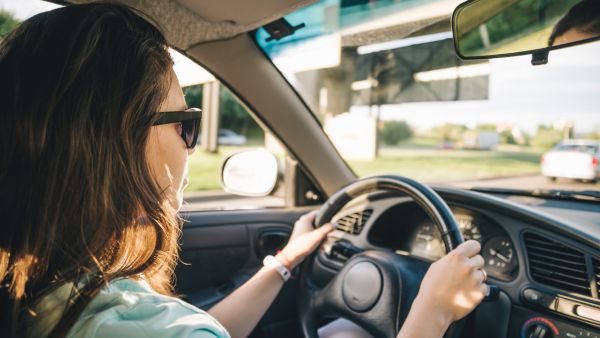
left=0, top=0, right=61, bottom=19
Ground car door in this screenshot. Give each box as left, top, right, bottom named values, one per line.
left=176, top=208, right=311, bottom=338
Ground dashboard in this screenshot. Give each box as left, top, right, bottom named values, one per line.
left=313, top=187, right=600, bottom=338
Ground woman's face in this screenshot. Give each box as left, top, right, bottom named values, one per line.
left=146, top=69, right=194, bottom=212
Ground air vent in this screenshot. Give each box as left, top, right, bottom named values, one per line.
left=335, top=209, right=373, bottom=235
left=594, top=258, right=600, bottom=298
left=524, top=233, right=591, bottom=297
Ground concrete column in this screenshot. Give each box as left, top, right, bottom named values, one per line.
left=201, top=81, right=220, bottom=153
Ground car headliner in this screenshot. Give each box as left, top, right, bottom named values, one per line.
left=58, top=0, right=318, bottom=50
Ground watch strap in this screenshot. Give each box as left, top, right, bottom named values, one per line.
left=263, top=255, right=291, bottom=282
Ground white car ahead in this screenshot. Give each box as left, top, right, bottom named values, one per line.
left=541, top=140, right=600, bottom=182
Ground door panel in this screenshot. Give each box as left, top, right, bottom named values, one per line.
left=174, top=207, right=314, bottom=336
left=181, top=224, right=247, bottom=250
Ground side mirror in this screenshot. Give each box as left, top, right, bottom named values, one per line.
left=221, top=149, right=279, bottom=197
left=453, top=0, right=600, bottom=64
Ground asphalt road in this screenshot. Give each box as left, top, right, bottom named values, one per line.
left=448, top=174, right=600, bottom=191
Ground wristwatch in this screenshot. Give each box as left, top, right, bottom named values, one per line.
left=262, top=255, right=291, bottom=282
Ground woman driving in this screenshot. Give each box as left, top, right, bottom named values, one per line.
left=0, top=4, right=487, bottom=338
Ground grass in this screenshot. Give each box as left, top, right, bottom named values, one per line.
left=349, top=148, right=542, bottom=184
left=186, top=144, right=543, bottom=192
left=396, top=135, right=442, bottom=149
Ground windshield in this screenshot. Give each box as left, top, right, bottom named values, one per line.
left=256, top=0, right=600, bottom=193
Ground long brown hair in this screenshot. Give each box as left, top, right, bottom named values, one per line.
left=0, top=3, right=181, bottom=337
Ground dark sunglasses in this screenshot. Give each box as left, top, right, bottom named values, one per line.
left=153, top=107, right=201, bottom=148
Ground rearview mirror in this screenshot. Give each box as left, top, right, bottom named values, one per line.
left=452, top=0, right=600, bottom=64
left=221, top=149, right=279, bottom=197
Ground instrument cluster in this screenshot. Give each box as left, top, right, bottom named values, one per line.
left=368, top=202, right=518, bottom=281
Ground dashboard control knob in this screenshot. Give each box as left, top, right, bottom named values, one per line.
left=525, top=324, right=553, bottom=338
left=522, top=317, right=558, bottom=338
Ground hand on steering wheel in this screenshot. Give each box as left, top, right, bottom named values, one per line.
left=279, top=211, right=334, bottom=269
left=417, top=240, right=488, bottom=323
left=398, top=240, right=487, bottom=338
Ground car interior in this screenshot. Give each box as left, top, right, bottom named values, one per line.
left=30, top=0, right=600, bottom=337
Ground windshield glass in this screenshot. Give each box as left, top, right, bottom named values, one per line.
left=256, top=0, right=600, bottom=193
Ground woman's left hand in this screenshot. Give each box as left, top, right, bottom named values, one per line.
left=277, top=211, right=333, bottom=269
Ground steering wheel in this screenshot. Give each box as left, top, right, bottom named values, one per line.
left=298, top=175, right=465, bottom=338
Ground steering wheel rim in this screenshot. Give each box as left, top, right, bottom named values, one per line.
left=299, top=175, right=465, bottom=338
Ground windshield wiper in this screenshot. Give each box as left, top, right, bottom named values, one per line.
left=470, top=187, right=600, bottom=202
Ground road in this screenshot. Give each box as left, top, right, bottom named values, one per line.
left=448, top=175, right=600, bottom=191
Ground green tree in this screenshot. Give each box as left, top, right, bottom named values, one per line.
left=183, top=85, right=202, bottom=108
left=499, top=130, right=517, bottom=145
left=183, top=84, right=264, bottom=142
left=0, top=10, right=19, bottom=38
left=531, top=125, right=563, bottom=149
left=380, top=121, right=413, bottom=145
left=219, top=85, right=263, bottom=142
left=429, top=123, right=467, bottom=143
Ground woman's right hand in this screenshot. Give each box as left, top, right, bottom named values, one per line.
left=418, top=240, right=487, bottom=324
left=399, top=240, right=487, bottom=337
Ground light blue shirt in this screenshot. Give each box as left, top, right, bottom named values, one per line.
left=29, top=278, right=230, bottom=338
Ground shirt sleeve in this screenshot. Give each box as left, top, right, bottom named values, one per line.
left=70, top=296, right=230, bottom=338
